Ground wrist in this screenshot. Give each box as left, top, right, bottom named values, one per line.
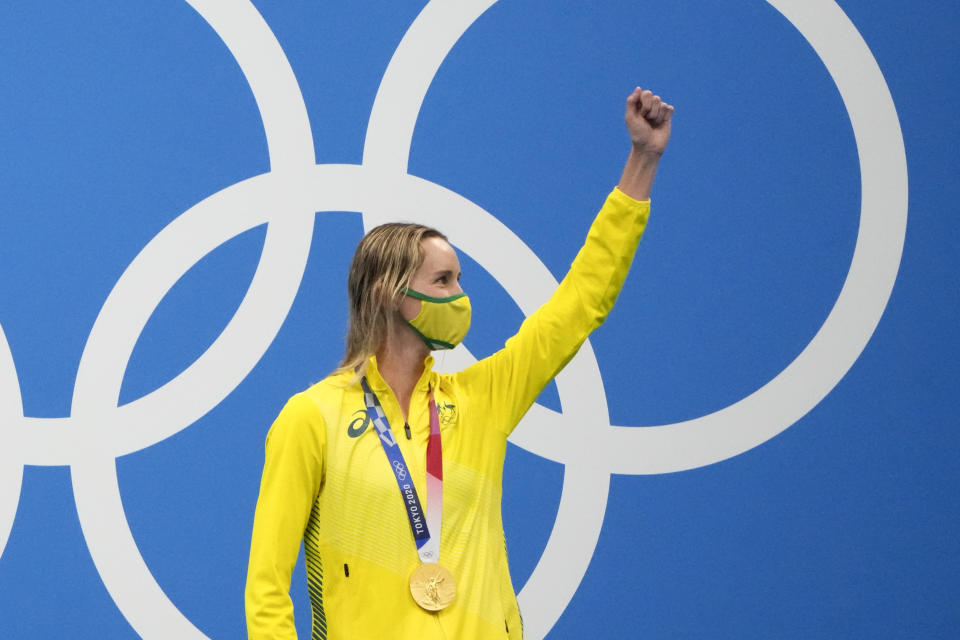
left=618, top=146, right=661, bottom=201
left=629, top=144, right=664, bottom=164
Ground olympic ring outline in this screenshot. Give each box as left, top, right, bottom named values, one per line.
left=0, top=0, right=906, bottom=638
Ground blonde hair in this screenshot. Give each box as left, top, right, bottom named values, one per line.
left=340, top=222, right=447, bottom=373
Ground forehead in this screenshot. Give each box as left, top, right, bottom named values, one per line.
left=419, top=236, right=459, bottom=270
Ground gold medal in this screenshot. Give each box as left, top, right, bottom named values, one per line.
left=409, top=562, right=456, bottom=611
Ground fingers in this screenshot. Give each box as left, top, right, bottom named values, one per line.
left=625, top=85, right=674, bottom=147
left=627, top=87, right=674, bottom=124
left=639, top=90, right=655, bottom=118
left=662, top=103, right=675, bottom=124
left=648, top=96, right=662, bottom=122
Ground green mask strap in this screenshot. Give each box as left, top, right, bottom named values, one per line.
left=403, top=289, right=467, bottom=303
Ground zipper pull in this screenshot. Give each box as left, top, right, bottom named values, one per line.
left=404, top=422, right=412, bottom=440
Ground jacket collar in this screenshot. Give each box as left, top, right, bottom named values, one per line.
left=364, top=354, right=436, bottom=394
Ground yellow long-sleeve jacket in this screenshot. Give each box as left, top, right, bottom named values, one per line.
left=245, top=187, right=649, bottom=639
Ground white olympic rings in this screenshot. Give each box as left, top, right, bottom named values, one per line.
left=0, top=0, right=905, bottom=638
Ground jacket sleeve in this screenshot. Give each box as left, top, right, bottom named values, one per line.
left=454, top=187, right=650, bottom=434
left=245, top=393, right=325, bottom=639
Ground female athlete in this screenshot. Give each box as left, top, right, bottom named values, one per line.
left=246, top=87, right=673, bottom=639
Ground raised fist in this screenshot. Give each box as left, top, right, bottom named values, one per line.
left=625, top=87, right=673, bottom=156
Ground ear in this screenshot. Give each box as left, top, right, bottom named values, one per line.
left=388, top=287, right=407, bottom=312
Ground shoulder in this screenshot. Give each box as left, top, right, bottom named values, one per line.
left=299, top=369, right=358, bottom=409
left=277, top=369, right=366, bottom=435
left=267, top=370, right=356, bottom=443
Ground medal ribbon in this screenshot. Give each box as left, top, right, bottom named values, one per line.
left=361, top=377, right=443, bottom=564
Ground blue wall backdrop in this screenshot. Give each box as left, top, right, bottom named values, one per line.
left=1, top=0, right=957, bottom=638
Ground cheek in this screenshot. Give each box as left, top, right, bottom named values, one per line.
left=399, top=296, right=421, bottom=322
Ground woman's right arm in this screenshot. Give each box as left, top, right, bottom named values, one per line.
left=245, top=393, right=325, bottom=640
left=453, top=88, right=673, bottom=435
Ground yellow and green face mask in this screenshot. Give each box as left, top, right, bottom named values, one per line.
left=404, top=288, right=471, bottom=350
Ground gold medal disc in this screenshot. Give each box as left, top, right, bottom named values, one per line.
left=409, top=562, right=456, bottom=611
